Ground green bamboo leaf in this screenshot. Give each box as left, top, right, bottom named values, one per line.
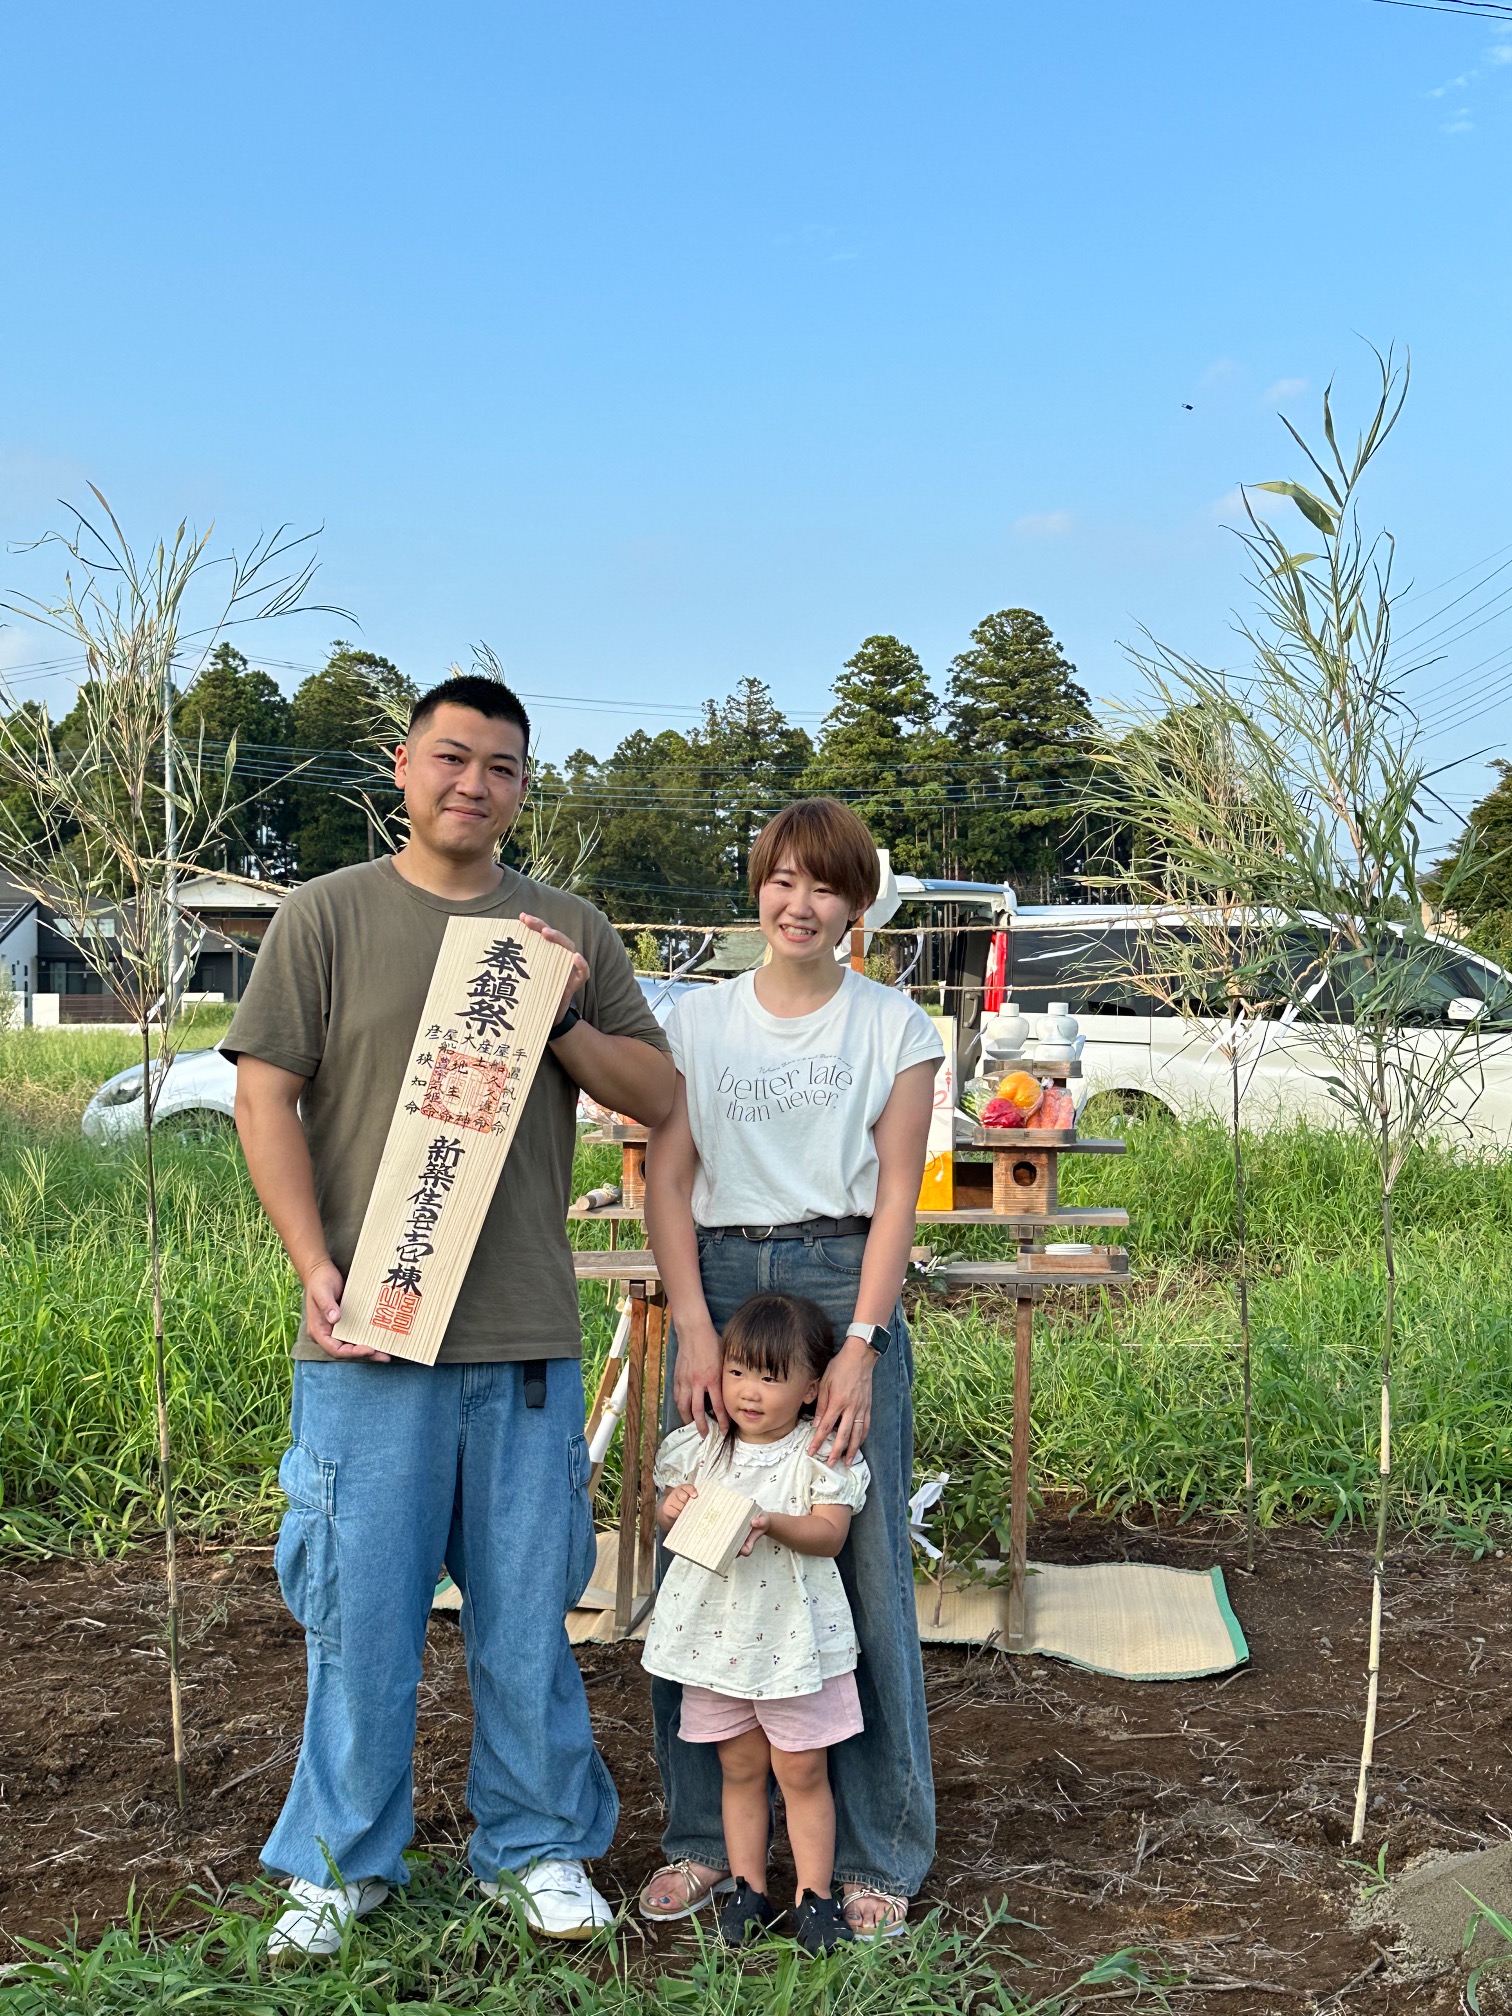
left=1252, top=481, right=1338, bottom=536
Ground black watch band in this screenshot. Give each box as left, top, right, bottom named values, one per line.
left=548, top=1003, right=582, bottom=1042
left=846, top=1321, right=891, bottom=1357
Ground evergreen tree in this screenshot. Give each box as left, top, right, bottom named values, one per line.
left=50, top=681, right=149, bottom=871
left=944, top=608, right=1092, bottom=892
left=562, top=728, right=727, bottom=923
left=0, top=700, right=58, bottom=852
left=801, top=635, right=941, bottom=871
left=289, top=642, right=414, bottom=878
left=691, top=677, right=813, bottom=887
left=175, top=644, right=296, bottom=876
left=1431, top=760, right=1512, bottom=966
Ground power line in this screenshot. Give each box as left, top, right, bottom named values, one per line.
left=1396, top=553, right=1512, bottom=647
left=1371, top=0, right=1512, bottom=16
left=1415, top=648, right=1512, bottom=729
left=1399, top=539, right=1512, bottom=605
left=190, top=734, right=1100, bottom=784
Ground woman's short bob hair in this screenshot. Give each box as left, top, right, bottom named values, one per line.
left=747, top=798, right=881, bottom=926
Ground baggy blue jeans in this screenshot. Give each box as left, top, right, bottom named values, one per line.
left=650, top=1229, right=936, bottom=1897
left=262, top=1356, right=615, bottom=1889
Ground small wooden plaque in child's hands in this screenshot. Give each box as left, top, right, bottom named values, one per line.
left=664, top=1478, right=758, bottom=1577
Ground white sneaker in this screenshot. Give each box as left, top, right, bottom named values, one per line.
left=267, top=1876, right=390, bottom=1959
left=482, top=1858, right=615, bottom=1939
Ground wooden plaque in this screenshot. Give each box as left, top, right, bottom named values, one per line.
left=664, top=1477, right=758, bottom=1577
left=331, top=918, right=578, bottom=1365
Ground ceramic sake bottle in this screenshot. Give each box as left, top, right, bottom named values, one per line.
left=1034, top=1001, right=1079, bottom=1062
left=981, top=1000, right=1031, bottom=1063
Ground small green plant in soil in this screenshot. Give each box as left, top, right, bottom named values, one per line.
left=1465, top=1893, right=1512, bottom=2015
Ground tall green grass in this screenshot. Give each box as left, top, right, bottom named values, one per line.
left=0, top=1129, right=294, bottom=1551
left=0, top=1009, right=234, bottom=1131
left=2, top=1023, right=1509, bottom=1554
left=0, top=1874, right=1167, bottom=2015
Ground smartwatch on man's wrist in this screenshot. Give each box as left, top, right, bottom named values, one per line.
left=548, top=1003, right=582, bottom=1042
left=845, top=1321, right=891, bottom=1357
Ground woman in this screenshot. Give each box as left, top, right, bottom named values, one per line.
left=640, top=797, right=942, bottom=1936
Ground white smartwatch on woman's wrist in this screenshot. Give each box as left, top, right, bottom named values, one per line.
left=845, top=1321, right=891, bottom=1357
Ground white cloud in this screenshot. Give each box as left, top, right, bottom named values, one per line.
left=1207, top=485, right=1287, bottom=525
left=1012, top=509, right=1073, bottom=538
left=1264, top=377, right=1309, bottom=403
left=1425, top=34, right=1510, bottom=118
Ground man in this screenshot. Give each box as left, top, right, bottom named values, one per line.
left=228, top=673, right=674, bottom=1956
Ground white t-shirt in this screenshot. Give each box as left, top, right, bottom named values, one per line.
left=641, top=1422, right=870, bottom=1699
left=666, top=968, right=944, bottom=1227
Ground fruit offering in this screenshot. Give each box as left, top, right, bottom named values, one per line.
left=978, top=1096, right=1027, bottom=1130
left=995, top=1070, right=1043, bottom=1115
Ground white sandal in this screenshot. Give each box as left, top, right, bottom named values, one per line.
left=841, top=1884, right=910, bottom=1938
left=638, top=1858, right=734, bottom=1922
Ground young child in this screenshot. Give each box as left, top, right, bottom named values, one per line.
left=641, top=1292, right=870, bottom=1956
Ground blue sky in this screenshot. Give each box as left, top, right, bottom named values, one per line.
left=2, top=1, right=1510, bottom=821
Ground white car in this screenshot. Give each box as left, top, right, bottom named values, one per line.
left=1004, top=905, right=1512, bottom=1148
left=82, top=1046, right=238, bottom=1141
left=81, top=977, right=697, bottom=1142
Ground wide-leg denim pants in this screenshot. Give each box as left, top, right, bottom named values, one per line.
left=262, top=1355, right=615, bottom=1889
left=650, top=1229, right=935, bottom=1897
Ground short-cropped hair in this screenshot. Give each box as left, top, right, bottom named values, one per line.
left=747, top=798, right=881, bottom=924
left=408, top=674, right=531, bottom=752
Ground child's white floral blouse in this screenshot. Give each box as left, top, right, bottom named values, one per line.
left=641, top=1422, right=870, bottom=1700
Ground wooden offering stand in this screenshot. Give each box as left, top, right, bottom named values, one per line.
left=578, top=1261, right=665, bottom=1637
left=573, top=1065, right=1133, bottom=1648
left=915, top=1060, right=1132, bottom=1646
left=581, top=1122, right=648, bottom=1209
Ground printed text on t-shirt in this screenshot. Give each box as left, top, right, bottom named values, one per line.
left=717, top=1053, right=855, bottom=1122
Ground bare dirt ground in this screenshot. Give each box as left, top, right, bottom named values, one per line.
left=2, top=1519, right=1510, bottom=2013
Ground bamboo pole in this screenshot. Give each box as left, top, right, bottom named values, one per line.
left=141, top=1028, right=187, bottom=1811
left=1230, top=1027, right=1255, bottom=1574
left=615, top=1288, right=649, bottom=1638
left=1007, top=1292, right=1034, bottom=1646
left=637, top=1293, right=666, bottom=1600
left=1352, top=1077, right=1396, bottom=1846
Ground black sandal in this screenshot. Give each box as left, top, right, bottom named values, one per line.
left=792, top=1889, right=854, bottom=1956
left=717, top=1877, right=781, bottom=1946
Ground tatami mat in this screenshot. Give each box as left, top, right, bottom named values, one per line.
left=918, top=1560, right=1248, bottom=1679
left=555, top=1534, right=1249, bottom=1678
left=566, top=1530, right=649, bottom=1644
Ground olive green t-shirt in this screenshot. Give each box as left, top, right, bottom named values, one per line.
left=224, top=857, right=668, bottom=1363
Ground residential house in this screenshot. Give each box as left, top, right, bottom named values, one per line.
left=0, top=863, right=289, bottom=1022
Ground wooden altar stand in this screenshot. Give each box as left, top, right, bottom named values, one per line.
left=573, top=1074, right=1130, bottom=1646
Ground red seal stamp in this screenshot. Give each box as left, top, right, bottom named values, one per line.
left=373, top=1281, right=421, bottom=1335
left=419, top=1046, right=511, bottom=1133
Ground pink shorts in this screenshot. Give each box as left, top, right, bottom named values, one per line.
left=677, top=1670, right=864, bottom=1752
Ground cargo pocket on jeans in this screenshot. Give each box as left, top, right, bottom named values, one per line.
left=565, top=1432, right=596, bottom=1614
left=273, top=1442, right=341, bottom=1661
